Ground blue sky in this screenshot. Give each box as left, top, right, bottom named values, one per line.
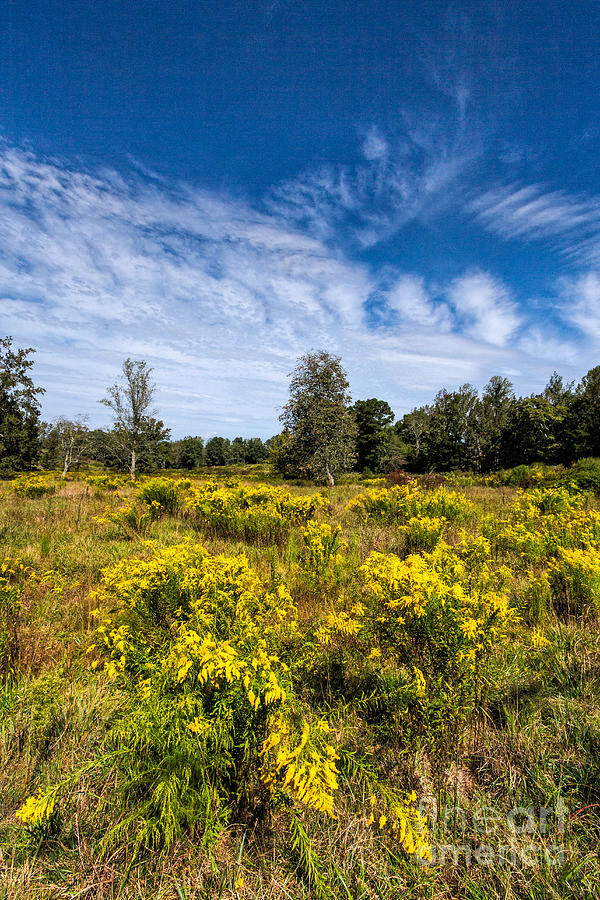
left=2, top=0, right=600, bottom=437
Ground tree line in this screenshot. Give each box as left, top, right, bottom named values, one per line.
left=396, top=370, right=600, bottom=473
left=0, top=338, right=269, bottom=477
left=2, top=335, right=599, bottom=481
left=270, top=352, right=600, bottom=482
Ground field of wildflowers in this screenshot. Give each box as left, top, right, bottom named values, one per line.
left=0, top=470, right=599, bottom=898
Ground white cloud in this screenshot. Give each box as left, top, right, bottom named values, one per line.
left=446, top=270, right=521, bottom=346
left=469, top=184, right=600, bottom=264
left=557, top=271, right=600, bottom=341
left=267, top=117, right=480, bottom=248
left=384, top=274, right=452, bottom=329
left=518, top=327, right=577, bottom=364
left=0, top=142, right=589, bottom=435
left=361, top=127, right=389, bottom=162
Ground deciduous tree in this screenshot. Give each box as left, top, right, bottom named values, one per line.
left=100, top=359, right=169, bottom=480
left=278, top=350, right=357, bottom=485
left=43, top=416, right=90, bottom=477
left=0, top=336, right=45, bottom=471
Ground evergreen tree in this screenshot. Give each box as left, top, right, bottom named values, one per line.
left=352, top=398, right=394, bottom=472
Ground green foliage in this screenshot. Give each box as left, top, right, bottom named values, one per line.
left=561, top=457, right=600, bottom=494
left=550, top=547, right=600, bottom=618
left=568, top=365, right=600, bottom=459
left=15, top=673, right=67, bottom=751
left=11, top=474, right=55, bottom=497
left=186, top=479, right=328, bottom=543
left=41, top=416, right=90, bottom=476
left=136, top=476, right=180, bottom=514
left=6, top=468, right=600, bottom=896
left=519, top=572, right=551, bottom=624
left=100, top=358, right=170, bottom=480
left=84, top=472, right=128, bottom=490
left=0, top=336, right=45, bottom=472
left=0, top=559, right=23, bottom=679
left=352, top=398, right=394, bottom=473
left=203, top=435, right=269, bottom=467
left=419, top=383, right=480, bottom=472
left=94, top=500, right=159, bottom=536
left=400, top=515, right=446, bottom=552
left=170, top=435, right=205, bottom=469
left=395, top=369, right=583, bottom=474
left=297, top=521, right=348, bottom=594
left=314, top=537, right=515, bottom=767
left=204, top=435, right=232, bottom=466
left=278, top=350, right=357, bottom=485
left=347, top=481, right=472, bottom=524
left=88, top=543, right=340, bottom=856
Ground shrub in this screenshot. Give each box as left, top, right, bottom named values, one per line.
left=84, top=474, right=128, bottom=490
left=400, top=516, right=446, bottom=552
left=559, top=459, right=600, bottom=494
left=94, top=501, right=158, bottom=536
left=550, top=547, right=600, bottom=618
left=297, top=521, right=348, bottom=594
left=16, top=540, right=432, bottom=867
left=11, top=474, right=55, bottom=498
left=346, top=483, right=471, bottom=525
left=357, top=545, right=514, bottom=685
left=90, top=543, right=340, bottom=854
left=186, top=480, right=329, bottom=543
left=136, top=477, right=180, bottom=514
left=482, top=487, right=598, bottom=564
left=316, top=540, right=515, bottom=756
left=519, top=572, right=552, bottom=624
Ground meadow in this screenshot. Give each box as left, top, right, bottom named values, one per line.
left=0, top=469, right=599, bottom=899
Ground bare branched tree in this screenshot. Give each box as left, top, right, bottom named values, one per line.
left=100, top=359, right=159, bottom=480
left=51, top=416, right=90, bottom=478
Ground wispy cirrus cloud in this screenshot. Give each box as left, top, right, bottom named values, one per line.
left=468, top=183, right=600, bottom=263
left=518, top=326, right=578, bottom=365
left=0, top=140, right=587, bottom=435
left=382, top=274, right=452, bottom=330
left=266, top=111, right=481, bottom=248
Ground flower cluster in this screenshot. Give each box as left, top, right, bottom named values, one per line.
left=400, top=515, right=447, bottom=552
left=136, top=476, right=181, bottom=514
left=316, top=540, right=516, bottom=734
left=11, top=474, right=55, bottom=498
left=15, top=787, right=56, bottom=827
left=94, top=500, right=160, bottom=534
left=483, top=487, right=599, bottom=564
left=367, top=791, right=431, bottom=860
left=346, top=482, right=471, bottom=525
left=90, top=541, right=340, bottom=850
left=261, top=717, right=339, bottom=815
left=298, top=521, right=348, bottom=588
left=186, top=480, right=329, bottom=543
left=84, top=473, right=128, bottom=490
left=550, top=546, right=600, bottom=617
